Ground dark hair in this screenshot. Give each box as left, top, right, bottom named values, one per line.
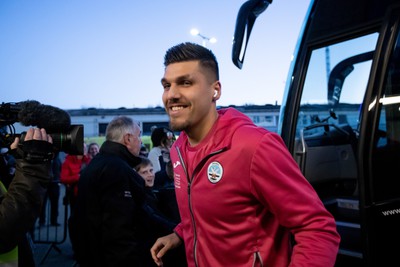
left=88, top=142, right=99, bottom=150
left=164, top=42, right=219, bottom=80
left=151, top=127, right=174, bottom=147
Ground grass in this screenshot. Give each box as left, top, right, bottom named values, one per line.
left=84, top=135, right=153, bottom=150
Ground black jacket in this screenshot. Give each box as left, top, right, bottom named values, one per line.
left=70, top=141, right=167, bottom=267
left=0, top=159, right=50, bottom=252
left=0, top=141, right=52, bottom=266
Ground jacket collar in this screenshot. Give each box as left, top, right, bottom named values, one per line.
left=99, top=141, right=141, bottom=168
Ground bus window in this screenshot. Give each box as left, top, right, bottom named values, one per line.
left=371, top=27, right=400, bottom=202
left=296, top=33, right=378, bottom=138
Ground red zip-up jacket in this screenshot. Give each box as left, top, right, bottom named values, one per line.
left=171, top=108, right=340, bottom=267
left=60, top=154, right=91, bottom=196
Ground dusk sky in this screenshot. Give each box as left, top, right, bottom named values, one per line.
left=0, top=0, right=311, bottom=109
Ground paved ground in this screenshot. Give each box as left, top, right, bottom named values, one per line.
left=32, top=234, right=76, bottom=267
left=31, top=185, right=77, bottom=267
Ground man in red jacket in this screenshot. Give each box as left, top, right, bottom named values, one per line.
left=151, top=42, right=340, bottom=267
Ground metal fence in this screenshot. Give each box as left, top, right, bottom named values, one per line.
left=31, top=184, right=70, bottom=265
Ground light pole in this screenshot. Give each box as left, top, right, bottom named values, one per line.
left=190, top=28, right=217, bottom=48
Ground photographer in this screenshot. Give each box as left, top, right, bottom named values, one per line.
left=0, top=127, right=53, bottom=266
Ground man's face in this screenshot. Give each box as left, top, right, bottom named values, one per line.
left=161, top=61, right=219, bottom=133
left=125, top=124, right=142, bottom=156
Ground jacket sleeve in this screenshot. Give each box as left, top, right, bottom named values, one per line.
left=173, top=222, right=184, bottom=240
left=0, top=159, right=51, bottom=253
left=252, top=132, right=340, bottom=266
left=141, top=201, right=177, bottom=233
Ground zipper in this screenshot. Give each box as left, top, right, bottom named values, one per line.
left=176, top=147, right=226, bottom=267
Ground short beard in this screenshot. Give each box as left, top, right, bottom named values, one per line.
left=169, top=120, right=188, bottom=132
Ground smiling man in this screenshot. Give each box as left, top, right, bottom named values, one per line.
left=151, top=42, right=340, bottom=267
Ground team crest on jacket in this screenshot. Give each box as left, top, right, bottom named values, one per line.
left=207, top=161, right=223, bottom=183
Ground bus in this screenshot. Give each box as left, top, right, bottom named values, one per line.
left=232, top=0, right=400, bottom=266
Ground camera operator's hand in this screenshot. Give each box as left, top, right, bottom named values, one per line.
left=10, top=128, right=53, bottom=149
left=10, top=128, right=54, bottom=163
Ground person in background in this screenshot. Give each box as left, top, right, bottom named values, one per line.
left=87, top=142, right=99, bottom=159
left=39, top=151, right=62, bottom=226
left=134, top=157, right=175, bottom=232
left=60, top=142, right=91, bottom=213
left=61, top=143, right=91, bottom=261
left=0, top=128, right=53, bottom=266
left=139, top=144, right=149, bottom=157
left=69, top=116, right=166, bottom=266
left=155, top=160, right=180, bottom=224
left=150, top=42, right=340, bottom=267
left=147, top=127, right=175, bottom=175
left=135, top=157, right=157, bottom=188
left=148, top=127, right=175, bottom=189
left=0, top=144, right=15, bottom=190
left=134, top=157, right=177, bottom=224
left=134, top=157, right=186, bottom=267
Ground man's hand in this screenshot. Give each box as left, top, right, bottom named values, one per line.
left=11, top=128, right=53, bottom=150
left=10, top=128, right=54, bottom=163
left=150, top=232, right=182, bottom=266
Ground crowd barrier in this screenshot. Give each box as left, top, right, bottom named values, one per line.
left=30, top=185, right=70, bottom=265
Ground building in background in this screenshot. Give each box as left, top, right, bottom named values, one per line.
left=13, top=104, right=360, bottom=148
left=66, top=104, right=282, bottom=137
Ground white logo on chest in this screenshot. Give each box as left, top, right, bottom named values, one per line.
left=207, top=161, right=223, bottom=183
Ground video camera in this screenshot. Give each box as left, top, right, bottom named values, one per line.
left=0, top=101, right=84, bottom=155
